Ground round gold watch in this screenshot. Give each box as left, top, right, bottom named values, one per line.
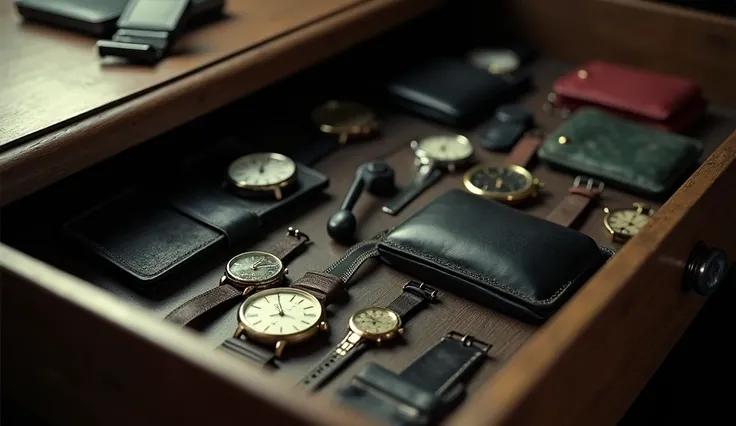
left=226, top=152, right=298, bottom=200
left=603, top=202, right=656, bottom=242
left=311, top=100, right=379, bottom=144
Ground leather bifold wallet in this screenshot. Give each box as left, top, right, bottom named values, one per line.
left=552, top=60, right=707, bottom=132
left=538, top=107, right=703, bottom=197
left=376, top=190, right=612, bottom=323
left=387, top=58, right=530, bottom=127
left=64, top=164, right=328, bottom=288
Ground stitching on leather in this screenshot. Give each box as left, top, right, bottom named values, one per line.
left=382, top=240, right=602, bottom=305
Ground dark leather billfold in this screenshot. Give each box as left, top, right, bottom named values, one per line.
left=387, top=58, right=529, bottom=127
left=376, top=190, right=612, bottom=323
left=538, top=107, right=703, bottom=197
left=552, top=60, right=707, bottom=132
left=64, top=165, right=328, bottom=288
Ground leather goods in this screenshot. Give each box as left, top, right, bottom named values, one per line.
left=335, top=332, right=490, bottom=426
left=290, top=271, right=346, bottom=306
left=377, top=190, right=612, bottom=322
left=538, top=108, right=703, bottom=197
left=300, top=281, right=437, bottom=391
left=64, top=164, right=328, bottom=288
left=165, top=229, right=309, bottom=326
left=546, top=176, right=604, bottom=228
left=479, top=104, right=534, bottom=151
left=387, top=58, right=529, bottom=127
left=505, top=134, right=542, bottom=167
left=551, top=60, right=707, bottom=132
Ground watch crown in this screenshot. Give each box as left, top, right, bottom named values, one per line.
left=284, top=268, right=289, bottom=276
left=376, top=338, right=382, bottom=344
left=398, top=328, right=404, bottom=335
left=319, top=321, right=329, bottom=332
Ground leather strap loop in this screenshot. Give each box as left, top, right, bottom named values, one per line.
left=290, top=271, right=346, bottom=307
left=270, top=228, right=309, bottom=261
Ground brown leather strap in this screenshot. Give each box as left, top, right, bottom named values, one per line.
left=546, top=178, right=604, bottom=228
left=270, top=227, right=309, bottom=261
left=165, top=284, right=242, bottom=326
left=290, top=271, right=346, bottom=307
left=504, top=135, right=542, bottom=167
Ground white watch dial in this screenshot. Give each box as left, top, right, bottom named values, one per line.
left=607, top=210, right=650, bottom=237
left=415, top=135, right=474, bottom=163
left=351, top=307, right=400, bottom=335
left=239, top=288, right=322, bottom=336
left=227, top=153, right=296, bottom=188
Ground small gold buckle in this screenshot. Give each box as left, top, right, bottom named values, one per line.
left=287, top=227, right=310, bottom=241
left=447, top=331, right=492, bottom=353
left=573, top=175, right=605, bottom=193
left=403, top=280, right=438, bottom=301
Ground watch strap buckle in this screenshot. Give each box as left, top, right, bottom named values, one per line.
left=572, top=175, right=605, bottom=194
left=446, top=331, right=492, bottom=354
left=403, top=280, right=438, bottom=302
left=287, top=226, right=310, bottom=241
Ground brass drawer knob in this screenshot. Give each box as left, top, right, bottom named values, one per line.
left=683, top=242, right=729, bottom=296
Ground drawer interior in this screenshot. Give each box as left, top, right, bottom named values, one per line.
left=3, top=2, right=736, bottom=425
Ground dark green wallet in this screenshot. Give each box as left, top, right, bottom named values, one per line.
left=538, top=108, right=703, bottom=197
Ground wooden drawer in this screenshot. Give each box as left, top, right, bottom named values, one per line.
left=2, top=1, right=736, bottom=425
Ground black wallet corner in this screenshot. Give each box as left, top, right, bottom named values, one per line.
left=386, top=57, right=525, bottom=128
left=377, top=189, right=610, bottom=323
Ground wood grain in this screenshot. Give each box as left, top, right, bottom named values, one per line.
left=449, top=134, right=736, bottom=425
left=3, top=56, right=736, bottom=425
left=0, top=0, right=442, bottom=206
left=501, top=0, right=736, bottom=107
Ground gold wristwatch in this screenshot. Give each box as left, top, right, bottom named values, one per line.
left=603, top=202, right=656, bottom=242
left=299, top=281, right=438, bottom=391
left=226, top=152, right=298, bottom=200
left=311, top=100, right=379, bottom=144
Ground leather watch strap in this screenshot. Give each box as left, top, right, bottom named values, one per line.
left=387, top=281, right=438, bottom=321
left=291, top=271, right=346, bottom=307
left=399, top=332, right=490, bottom=394
left=220, top=337, right=278, bottom=367
left=299, top=281, right=438, bottom=392
left=323, top=239, right=382, bottom=284
left=546, top=176, right=604, bottom=228
left=382, top=164, right=444, bottom=216
left=504, top=135, right=542, bottom=167
left=165, top=284, right=241, bottom=326
left=270, top=227, right=310, bottom=261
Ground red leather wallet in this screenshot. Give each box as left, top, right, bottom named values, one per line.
left=552, top=60, right=706, bottom=132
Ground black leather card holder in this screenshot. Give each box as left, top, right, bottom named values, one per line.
left=387, top=58, right=528, bottom=127
left=377, top=190, right=612, bottom=323
left=64, top=165, right=328, bottom=287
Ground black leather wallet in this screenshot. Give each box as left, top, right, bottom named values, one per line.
left=64, top=164, right=328, bottom=288
left=387, top=58, right=530, bottom=127
left=376, top=190, right=612, bottom=322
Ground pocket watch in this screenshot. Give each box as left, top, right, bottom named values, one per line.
left=226, top=152, right=298, bottom=200
left=603, top=202, right=656, bottom=242
left=463, top=135, right=543, bottom=204
left=311, top=100, right=379, bottom=144
left=383, top=134, right=474, bottom=215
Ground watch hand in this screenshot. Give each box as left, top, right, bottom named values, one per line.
left=277, top=294, right=285, bottom=315
left=273, top=303, right=284, bottom=316
left=252, top=258, right=265, bottom=270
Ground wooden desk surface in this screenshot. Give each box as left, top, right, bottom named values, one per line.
left=0, top=0, right=441, bottom=206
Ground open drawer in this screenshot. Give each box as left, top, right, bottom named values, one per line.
left=3, top=1, right=736, bottom=425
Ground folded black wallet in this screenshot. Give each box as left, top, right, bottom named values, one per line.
left=376, top=190, right=612, bottom=322
left=64, top=164, right=328, bottom=288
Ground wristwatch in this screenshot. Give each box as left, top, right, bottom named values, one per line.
left=226, top=152, right=298, bottom=200
left=546, top=176, right=605, bottom=228
left=221, top=237, right=384, bottom=364
left=164, top=227, right=309, bottom=326
left=603, top=202, right=656, bottom=242
left=290, top=100, right=379, bottom=166
left=463, top=134, right=543, bottom=204
left=299, top=281, right=438, bottom=391
left=383, top=134, right=474, bottom=215
left=336, top=332, right=491, bottom=426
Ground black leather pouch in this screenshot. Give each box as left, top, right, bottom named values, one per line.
left=377, top=190, right=612, bottom=323
left=387, top=58, right=530, bottom=127
left=64, top=164, right=328, bottom=288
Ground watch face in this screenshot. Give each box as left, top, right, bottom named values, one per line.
left=238, top=288, right=323, bottom=337
left=413, top=135, right=474, bottom=164
left=466, top=165, right=532, bottom=195
left=606, top=209, right=651, bottom=238
left=467, top=49, right=521, bottom=75
left=349, top=307, right=401, bottom=337
left=227, top=153, right=296, bottom=189
left=226, top=251, right=283, bottom=285
left=311, top=100, right=376, bottom=134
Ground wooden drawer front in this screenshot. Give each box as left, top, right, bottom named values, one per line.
left=451, top=132, right=736, bottom=426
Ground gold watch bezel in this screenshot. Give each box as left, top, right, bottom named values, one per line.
left=603, top=203, right=655, bottom=242
left=311, top=100, right=379, bottom=144
left=410, top=134, right=475, bottom=171
left=463, top=163, right=541, bottom=204
left=226, top=152, right=298, bottom=200
left=222, top=251, right=285, bottom=290
left=235, top=287, right=327, bottom=347
left=347, top=307, right=402, bottom=343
